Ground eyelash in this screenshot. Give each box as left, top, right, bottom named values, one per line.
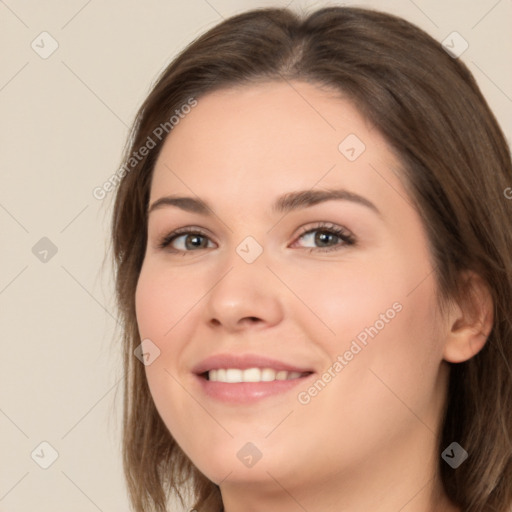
left=157, top=222, right=356, bottom=255
left=294, top=222, right=356, bottom=252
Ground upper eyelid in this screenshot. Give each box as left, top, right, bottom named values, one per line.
left=162, top=222, right=348, bottom=239
left=296, top=221, right=350, bottom=234
left=155, top=226, right=216, bottom=250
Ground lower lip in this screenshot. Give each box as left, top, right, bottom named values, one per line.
left=195, top=374, right=315, bottom=404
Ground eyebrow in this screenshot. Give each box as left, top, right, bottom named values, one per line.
left=147, top=188, right=381, bottom=217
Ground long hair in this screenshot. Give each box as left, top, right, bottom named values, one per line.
left=111, top=6, right=512, bottom=511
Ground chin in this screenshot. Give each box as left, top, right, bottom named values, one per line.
left=182, top=436, right=288, bottom=486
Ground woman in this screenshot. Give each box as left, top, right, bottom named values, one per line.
left=111, top=6, right=512, bottom=512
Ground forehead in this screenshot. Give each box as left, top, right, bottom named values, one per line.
left=150, top=81, right=401, bottom=204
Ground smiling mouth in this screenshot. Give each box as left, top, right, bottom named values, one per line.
left=195, top=367, right=315, bottom=404
left=201, top=368, right=313, bottom=383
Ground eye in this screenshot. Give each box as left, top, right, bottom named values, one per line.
left=157, top=222, right=355, bottom=254
left=292, top=222, right=356, bottom=253
left=157, top=227, right=215, bottom=253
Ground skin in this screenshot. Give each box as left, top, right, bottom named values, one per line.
left=135, top=81, right=490, bottom=511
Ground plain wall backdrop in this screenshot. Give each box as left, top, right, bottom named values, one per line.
left=1, top=0, right=511, bottom=511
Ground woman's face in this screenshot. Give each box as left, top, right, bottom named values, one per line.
left=135, top=81, right=451, bottom=499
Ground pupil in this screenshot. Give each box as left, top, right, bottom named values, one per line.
left=186, top=234, right=205, bottom=250
left=316, top=231, right=336, bottom=247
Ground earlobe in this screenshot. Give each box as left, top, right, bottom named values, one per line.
left=442, top=272, right=494, bottom=364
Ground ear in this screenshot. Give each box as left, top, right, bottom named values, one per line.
left=443, top=271, right=494, bottom=363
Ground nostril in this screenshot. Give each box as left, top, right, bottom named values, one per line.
left=209, top=316, right=261, bottom=327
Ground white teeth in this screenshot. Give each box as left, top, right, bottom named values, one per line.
left=261, top=368, right=276, bottom=381
left=225, top=369, right=243, bottom=383
left=207, top=367, right=306, bottom=383
left=243, top=368, right=261, bottom=382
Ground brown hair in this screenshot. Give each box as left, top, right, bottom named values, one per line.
left=111, top=6, right=512, bottom=512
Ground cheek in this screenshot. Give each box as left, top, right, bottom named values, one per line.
left=134, top=266, right=195, bottom=409
left=135, top=263, right=206, bottom=341
left=377, top=278, right=445, bottom=388
left=134, top=266, right=208, bottom=452
left=287, top=284, right=444, bottom=468
left=303, top=274, right=444, bottom=430
left=283, top=258, right=410, bottom=346
left=291, top=254, right=444, bottom=409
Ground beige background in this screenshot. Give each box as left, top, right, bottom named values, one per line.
left=1, top=1, right=511, bottom=511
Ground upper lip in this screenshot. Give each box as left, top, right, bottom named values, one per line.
left=192, top=353, right=315, bottom=375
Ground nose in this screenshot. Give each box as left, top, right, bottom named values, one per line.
left=203, top=256, right=285, bottom=333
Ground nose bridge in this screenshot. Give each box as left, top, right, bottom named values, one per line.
left=203, top=235, right=284, bottom=330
